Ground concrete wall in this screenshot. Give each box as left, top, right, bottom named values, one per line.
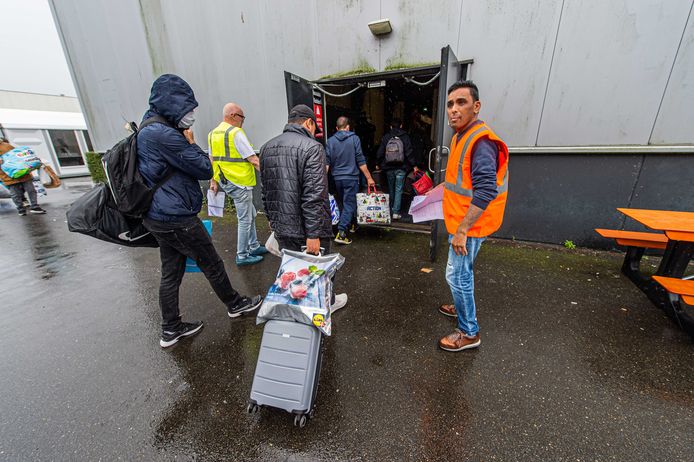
left=48, top=0, right=694, bottom=248
left=49, top=0, right=694, bottom=151
left=498, top=152, right=694, bottom=248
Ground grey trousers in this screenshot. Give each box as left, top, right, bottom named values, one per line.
left=8, top=180, right=37, bottom=211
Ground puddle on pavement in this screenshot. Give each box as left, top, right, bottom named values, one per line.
left=22, top=215, right=75, bottom=279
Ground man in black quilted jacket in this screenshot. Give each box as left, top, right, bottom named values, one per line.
left=260, top=104, right=347, bottom=312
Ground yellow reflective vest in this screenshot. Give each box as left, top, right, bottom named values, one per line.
left=208, top=122, right=256, bottom=187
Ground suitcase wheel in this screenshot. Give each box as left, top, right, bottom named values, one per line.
left=246, top=403, right=260, bottom=414
left=293, top=414, right=307, bottom=428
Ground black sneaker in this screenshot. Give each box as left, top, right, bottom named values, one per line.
left=160, top=321, right=204, bottom=348
left=17, top=209, right=27, bottom=216
left=334, top=231, right=352, bottom=245
left=228, top=295, right=263, bottom=318
left=29, top=206, right=46, bottom=214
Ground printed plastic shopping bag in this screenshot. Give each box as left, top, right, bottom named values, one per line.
left=207, top=189, right=225, bottom=217
left=185, top=220, right=212, bottom=272
left=329, top=193, right=340, bottom=225
left=32, top=171, right=47, bottom=197
left=0, top=147, right=42, bottom=178
left=356, top=186, right=390, bottom=224
left=257, top=249, right=345, bottom=336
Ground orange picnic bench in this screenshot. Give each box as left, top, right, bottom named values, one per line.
left=652, top=276, right=694, bottom=306
left=596, top=209, right=694, bottom=339
left=594, top=228, right=668, bottom=250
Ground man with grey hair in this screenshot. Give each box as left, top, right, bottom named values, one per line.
left=209, top=103, right=267, bottom=266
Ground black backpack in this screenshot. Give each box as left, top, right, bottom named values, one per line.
left=101, top=115, right=174, bottom=219
left=384, top=136, right=405, bottom=165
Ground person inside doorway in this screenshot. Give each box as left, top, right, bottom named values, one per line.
left=375, top=118, right=418, bottom=220
left=326, top=115, right=375, bottom=245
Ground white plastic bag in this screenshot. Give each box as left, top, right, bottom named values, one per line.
left=256, top=249, right=345, bottom=336
left=265, top=232, right=281, bottom=257
left=207, top=189, right=225, bottom=217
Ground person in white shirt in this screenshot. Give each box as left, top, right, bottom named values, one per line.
left=208, top=103, right=267, bottom=265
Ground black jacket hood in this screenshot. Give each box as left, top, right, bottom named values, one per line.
left=145, top=74, right=198, bottom=126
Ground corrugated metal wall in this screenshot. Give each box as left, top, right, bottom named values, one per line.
left=49, top=0, right=694, bottom=152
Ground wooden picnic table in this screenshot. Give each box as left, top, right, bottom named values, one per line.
left=617, top=208, right=694, bottom=336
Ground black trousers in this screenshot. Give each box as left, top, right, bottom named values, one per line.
left=276, top=236, right=336, bottom=304
left=144, top=216, right=242, bottom=330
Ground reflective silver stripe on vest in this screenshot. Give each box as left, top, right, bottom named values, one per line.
left=444, top=125, right=487, bottom=197
left=444, top=125, right=509, bottom=197
left=212, top=126, right=246, bottom=162
left=444, top=182, right=473, bottom=197
left=498, top=170, right=509, bottom=194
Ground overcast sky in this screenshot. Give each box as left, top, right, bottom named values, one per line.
left=0, top=0, right=76, bottom=96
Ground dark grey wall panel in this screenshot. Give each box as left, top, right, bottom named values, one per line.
left=497, top=154, right=646, bottom=248
left=628, top=155, right=694, bottom=212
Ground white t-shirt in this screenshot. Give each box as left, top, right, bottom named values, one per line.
left=234, top=130, right=255, bottom=159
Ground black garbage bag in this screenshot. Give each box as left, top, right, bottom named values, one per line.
left=66, top=183, right=158, bottom=247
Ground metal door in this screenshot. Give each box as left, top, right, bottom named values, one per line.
left=283, top=71, right=326, bottom=143
left=429, top=45, right=464, bottom=261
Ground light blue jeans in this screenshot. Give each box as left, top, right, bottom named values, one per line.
left=220, top=181, right=260, bottom=259
left=386, top=169, right=407, bottom=214
left=445, top=234, right=486, bottom=336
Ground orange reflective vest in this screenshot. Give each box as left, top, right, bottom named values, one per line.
left=443, top=121, right=509, bottom=237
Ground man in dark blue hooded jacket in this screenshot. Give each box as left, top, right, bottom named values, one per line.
left=137, top=74, right=262, bottom=348
left=326, top=116, right=375, bottom=244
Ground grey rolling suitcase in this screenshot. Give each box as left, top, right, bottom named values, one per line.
left=247, top=320, right=323, bottom=427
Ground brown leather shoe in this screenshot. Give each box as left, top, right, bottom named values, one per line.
left=439, top=330, right=481, bottom=352
left=439, top=304, right=456, bottom=317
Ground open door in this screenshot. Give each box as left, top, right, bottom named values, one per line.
left=284, top=71, right=326, bottom=142
left=429, top=45, right=465, bottom=261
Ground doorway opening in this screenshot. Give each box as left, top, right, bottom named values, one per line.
left=284, top=46, right=470, bottom=260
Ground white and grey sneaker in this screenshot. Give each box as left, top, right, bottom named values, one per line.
left=160, top=321, right=204, bottom=348
left=330, top=293, right=348, bottom=313
left=228, top=295, right=263, bottom=318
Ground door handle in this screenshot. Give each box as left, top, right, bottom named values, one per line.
left=427, top=148, right=437, bottom=173
left=438, top=146, right=450, bottom=173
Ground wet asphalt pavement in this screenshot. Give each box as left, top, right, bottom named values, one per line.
left=0, top=180, right=692, bottom=461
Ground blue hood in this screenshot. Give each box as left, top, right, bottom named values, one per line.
left=333, top=130, right=355, bottom=141
left=144, top=74, right=198, bottom=126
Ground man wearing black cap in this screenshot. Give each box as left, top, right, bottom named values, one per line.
left=260, top=104, right=347, bottom=312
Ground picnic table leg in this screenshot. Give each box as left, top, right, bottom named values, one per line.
left=656, top=241, right=694, bottom=277
left=621, top=246, right=650, bottom=286
left=654, top=241, right=694, bottom=337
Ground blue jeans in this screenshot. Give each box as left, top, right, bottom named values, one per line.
left=334, top=177, right=359, bottom=232
left=386, top=169, right=406, bottom=214
left=220, top=182, right=260, bottom=259
left=445, top=234, right=486, bottom=336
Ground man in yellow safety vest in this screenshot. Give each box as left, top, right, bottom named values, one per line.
left=208, top=103, right=267, bottom=265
